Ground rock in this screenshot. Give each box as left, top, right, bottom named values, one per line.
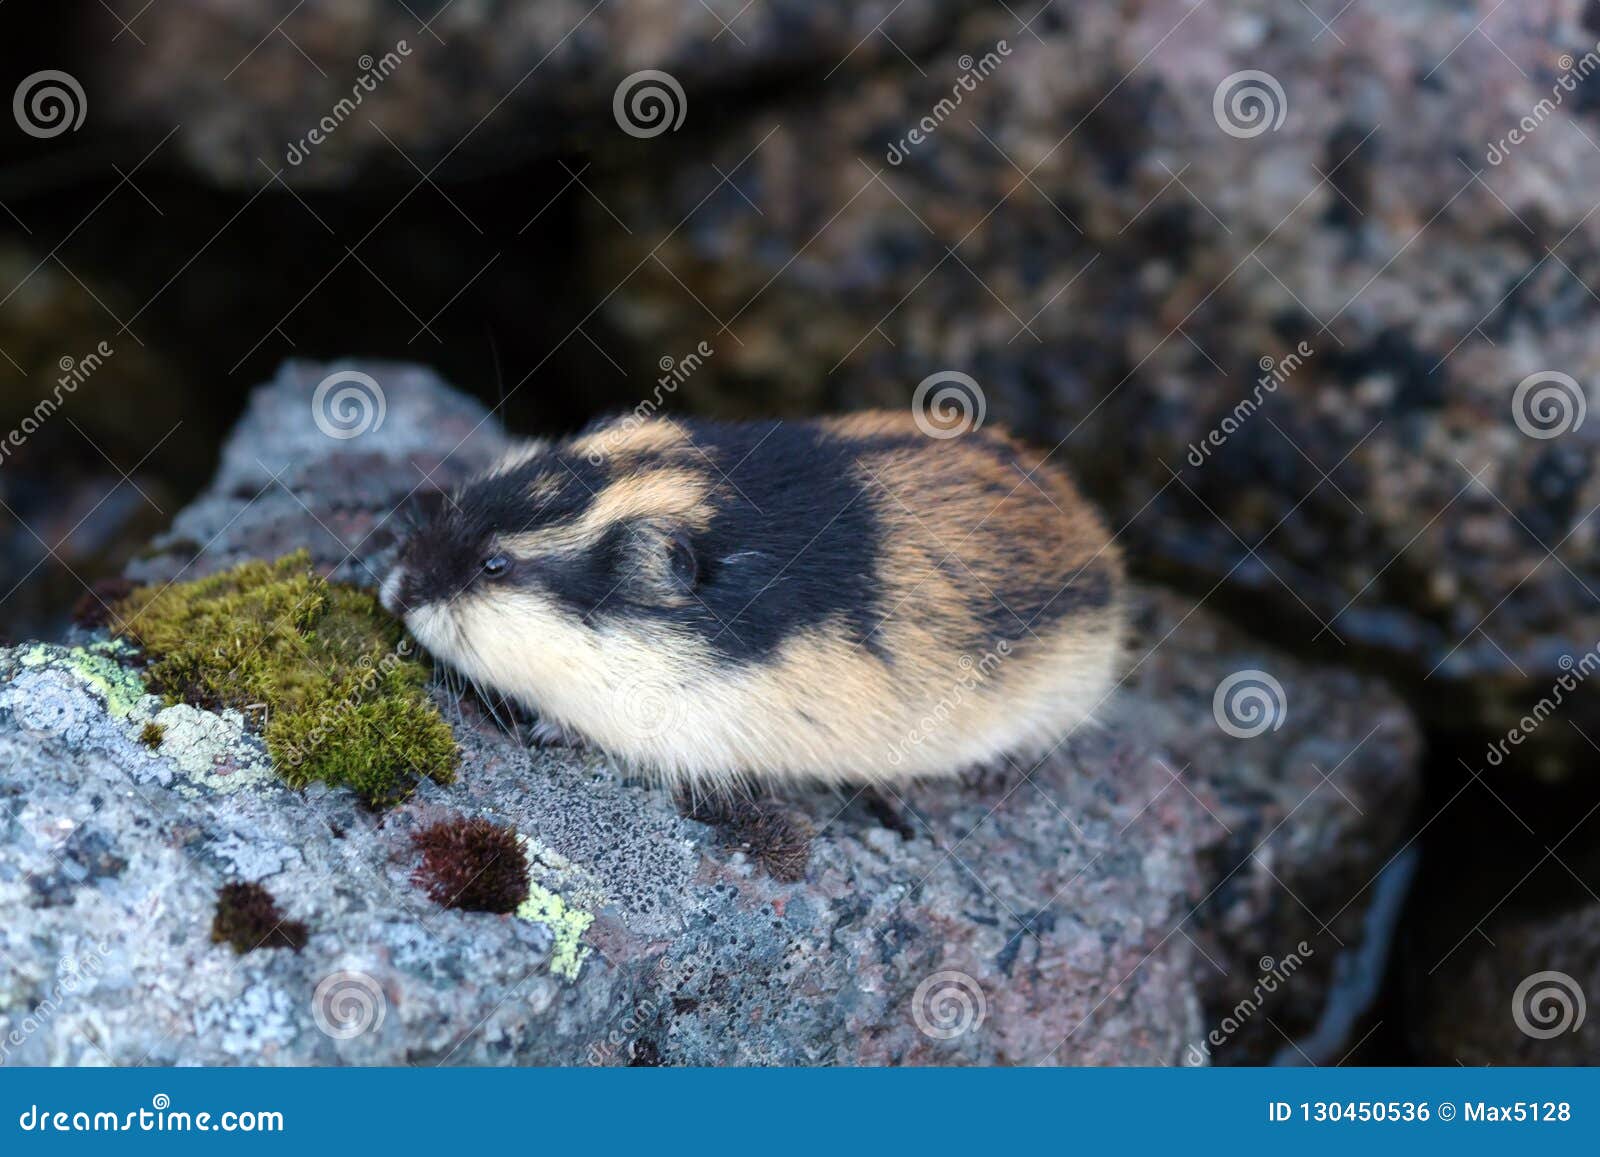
left=1396, top=768, right=1600, bottom=1065
left=0, top=361, right=1420, bottom=1064
left=1415, top=904, right=1600, bottom=1064
left=98, top=0, right=989, bottom=187
left=582, top=0, right=1600, bottom=759
left=1122, top=588, right=1421, bottom=1065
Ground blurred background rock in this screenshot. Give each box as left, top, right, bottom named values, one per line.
left=2, top=0, right=1598, bottom=1062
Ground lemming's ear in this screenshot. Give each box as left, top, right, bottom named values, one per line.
left=626, top=519, right=699, bottom=600
left=404, top=488, right=447, bottom=528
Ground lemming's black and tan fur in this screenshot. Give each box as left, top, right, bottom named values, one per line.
left=382, top=412, right=1124, bottom=789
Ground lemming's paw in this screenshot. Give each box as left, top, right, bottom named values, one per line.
left=959, top=758, right=1025, bottom=794
left=677, top=792, right=813, bottom=883
left=529, top=718, right=588, bottom=749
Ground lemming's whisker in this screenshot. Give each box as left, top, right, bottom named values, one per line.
left=456, top=636, right=519, bottom=745
left=502, top=686, right=525, bottom=749
left=446, top=667, right=466, bottom=727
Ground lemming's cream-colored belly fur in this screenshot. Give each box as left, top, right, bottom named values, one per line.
left=414, top=588, right=1122, bottom=788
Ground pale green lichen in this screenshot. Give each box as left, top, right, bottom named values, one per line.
left=16, top=641, right=147, bottom=719
left=517, top=883, right=594, bottom=981
left=2, top=641, right=295, bottom=801
left=518, top=834, right=611, bottom=915
left=150, top=703, right=278, bottom=796
left=64, top=645, right=147, bottom=720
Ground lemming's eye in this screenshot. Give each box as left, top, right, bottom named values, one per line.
left=482, top=554, right=510, bottom=578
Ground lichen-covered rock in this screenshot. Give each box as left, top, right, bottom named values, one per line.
left=0, top=361, right=1420, bottom=1064
left=583, top=0, right=1600, bottom=761
left=96, top=0, right=990, bottom=187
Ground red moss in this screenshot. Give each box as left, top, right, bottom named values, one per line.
left=410, top=816, right=529, bottom=913
left=681, top=794, right=813, bottom=883
left=210, top=881, right=309, bottom=953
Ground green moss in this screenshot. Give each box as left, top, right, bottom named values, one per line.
left=111, top=551, right=457, bottom=807
left=139, top=721, right=166, bottom=749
